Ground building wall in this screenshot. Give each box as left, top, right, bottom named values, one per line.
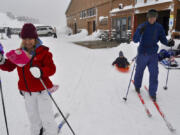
left=66, top=0, right=110, bottom=16
left=172, top=0, right=180, bottom=38
left=97, top=2, right=111, bottom=30
left=66, top=0, right=179, bottom=38
left=175, top=9, right=180, bottom=30
left=66, top=0, right=112, bottom=34
left=174, top=0, right=180, bottom=30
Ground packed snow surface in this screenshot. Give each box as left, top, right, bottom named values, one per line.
left=0, top=33, right=180, bottom=135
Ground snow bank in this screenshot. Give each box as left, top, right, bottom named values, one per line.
left=64, top=29, right=88, bottom=41
left=64, top=29, right=102, bottom=42
left=56, top=26, right=72, bottom=35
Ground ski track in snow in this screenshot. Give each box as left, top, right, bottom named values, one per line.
left=0, top=35, right=180, bottom=135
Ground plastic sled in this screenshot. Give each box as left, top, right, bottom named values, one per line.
left=115, top=64, right=130, bottom=73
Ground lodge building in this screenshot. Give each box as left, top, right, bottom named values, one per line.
left=66, top=0, right=180, bottom=39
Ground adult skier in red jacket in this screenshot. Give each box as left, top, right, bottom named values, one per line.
left=0, top=23, right=58, bottom=135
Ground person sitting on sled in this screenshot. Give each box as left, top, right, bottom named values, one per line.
left=112, top=51, right=130, bottom=68
left=158, top=49, right=180, bottom=61
left=158, top=49, right=179, bottom=67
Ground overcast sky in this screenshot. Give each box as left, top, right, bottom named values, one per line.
left=0, top=0, right=71, bottom=26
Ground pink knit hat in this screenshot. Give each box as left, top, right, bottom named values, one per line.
left=20, top=23, right=38, bottom=39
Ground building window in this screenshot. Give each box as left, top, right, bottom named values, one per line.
left=113, top=17, right=128, bottom=39
left=83, top=10, right=87, bottom=18
left=80, top=8, right=96, bottom=19
left=87, top=9, right=90, bottom=17
left=82, top=10, right=85, bottom=18
left=91, top=8, right=95, bottom=16
left=90, top=8, right=93, bottom=16
left=128, top=16, right=131, bottom=30
left=80, top=12, right=83, bottom=19
left=112, top=18, right=117, bottom=29
left=93, top=8, right=96, bottom=16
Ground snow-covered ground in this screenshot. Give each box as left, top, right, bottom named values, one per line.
left=0, top=34, right=180, bottom=135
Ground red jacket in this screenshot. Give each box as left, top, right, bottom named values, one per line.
left=0, top=45, right=56, bottom=92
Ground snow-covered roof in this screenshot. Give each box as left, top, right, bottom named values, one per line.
left=110, top=5, right=133, bottom=14
left=135, top=0, right=173, bottom=8
left=110, top=0, right=173, bottom=14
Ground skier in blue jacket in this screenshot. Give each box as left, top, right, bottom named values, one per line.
left=133, top=9, right=174, bottom=101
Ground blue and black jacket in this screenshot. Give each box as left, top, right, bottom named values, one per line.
left=133, top=21, right=168, bottom=54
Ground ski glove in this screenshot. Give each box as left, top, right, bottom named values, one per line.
left=167, top=39, right=175, bottom=47
left=30, top=66, right=42, bottom=79
left=0, top=43, right=5, bottom=65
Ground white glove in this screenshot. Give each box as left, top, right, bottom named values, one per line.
left=0, top=53, right=5, bottom=65
left=30, top=67, right=42, bottom=78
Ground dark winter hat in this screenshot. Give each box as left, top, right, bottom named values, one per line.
left=20, top=23, right=38, bottom=39
left=147, top=9, right=158, bottom=18
left=119, top=51, right=124, bottom=57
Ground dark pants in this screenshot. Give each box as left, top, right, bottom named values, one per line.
left=134, top=54, right=159, bottom=97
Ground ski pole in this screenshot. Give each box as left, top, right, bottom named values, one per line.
left=164, top=47, right=173, bottom=90
left=39, top=78, right=76, bottom=135
left=0, top=78, right=9, bottom=135
left=123, top=57, right=136, bottom=101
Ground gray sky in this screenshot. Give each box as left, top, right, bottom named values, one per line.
left=0, top=0, right=71, bottom=26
